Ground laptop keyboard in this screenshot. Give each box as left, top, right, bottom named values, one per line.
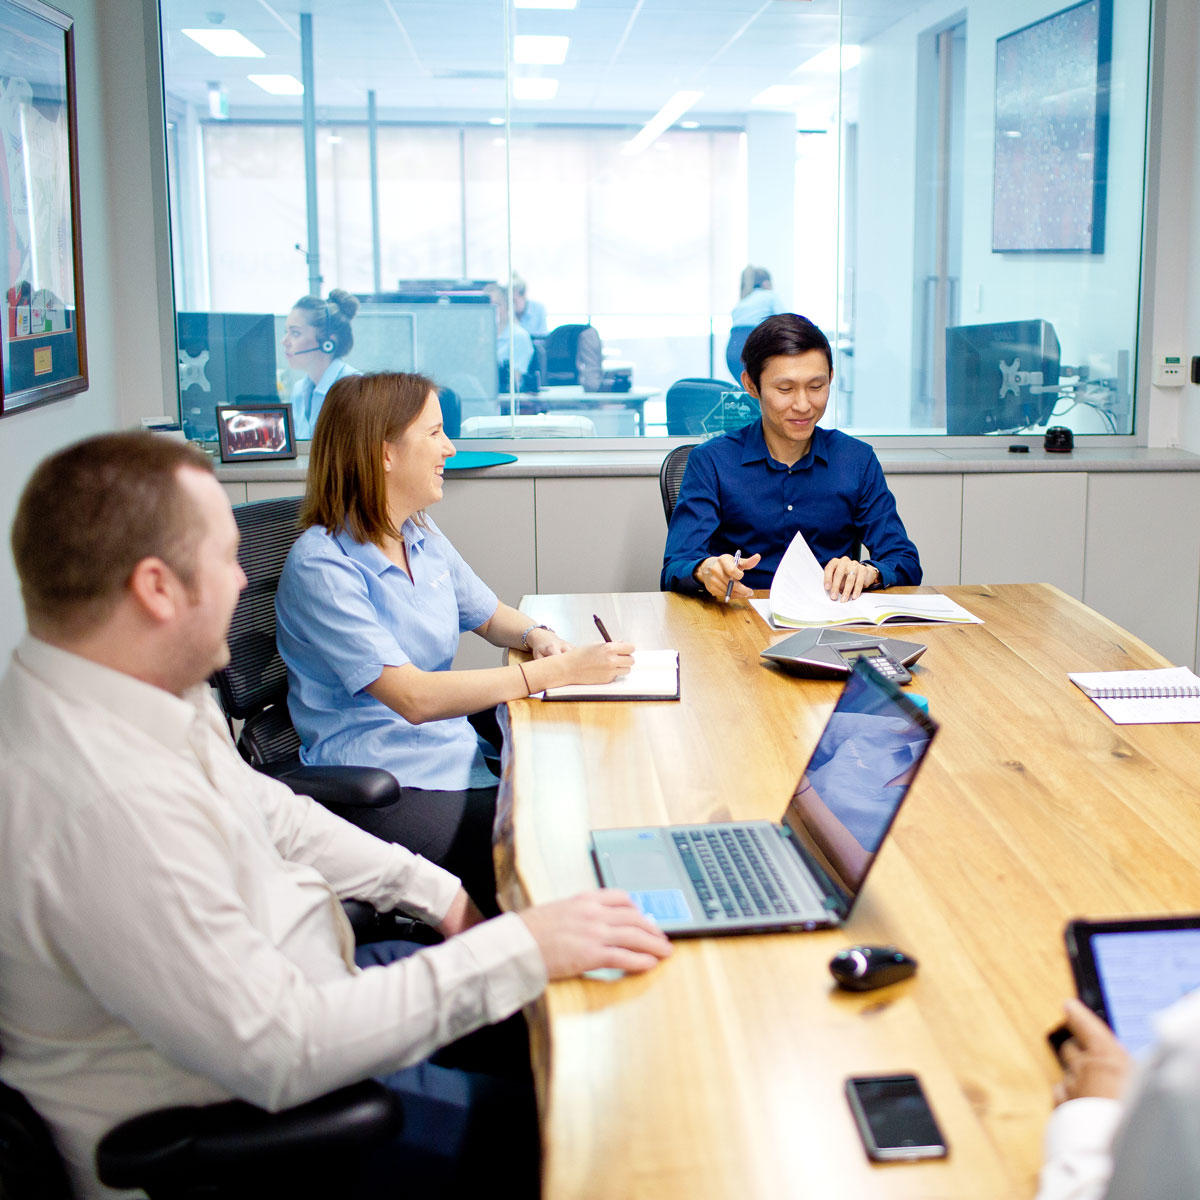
left=671, top=827, right=802, bottom=921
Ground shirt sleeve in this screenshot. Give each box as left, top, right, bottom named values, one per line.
left=660, top=447, right=721, bottom=593
left=35, top=749, right=547, bottom=1114
left=278, top=541, right=409, bottom=697
left=1034, top=1098, right=1121, bottom=1200
left=853, top=450, right=923, bottom=588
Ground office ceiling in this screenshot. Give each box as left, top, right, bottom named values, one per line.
left=159, top=0, right=925, bottom=125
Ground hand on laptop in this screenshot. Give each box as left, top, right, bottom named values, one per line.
left=1052, top=998, right=1132, bottom=1105
left=519, top=889, right=672, bottom=979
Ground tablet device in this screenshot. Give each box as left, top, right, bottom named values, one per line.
left=1065, top=915, right=1200, bottom=1055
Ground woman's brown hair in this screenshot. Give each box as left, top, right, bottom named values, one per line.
left=300, top=371, right=437, bottom=544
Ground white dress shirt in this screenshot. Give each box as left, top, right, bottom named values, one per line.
left=1036, top=990, right=1200, bottom=1200
left=0, top=636, right=545, bottom=1199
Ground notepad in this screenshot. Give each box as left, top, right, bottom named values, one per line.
left=768, top=532, right=981, bottom=629
left=1068, top=666, right=1200, bottom=724
left=538, top=650, right=680, bottom=701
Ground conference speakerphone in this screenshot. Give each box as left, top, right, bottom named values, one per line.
left=760, top=627, right=927, bottom=681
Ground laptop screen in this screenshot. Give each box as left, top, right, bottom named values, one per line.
left=782, top=660, right=939, bottom=918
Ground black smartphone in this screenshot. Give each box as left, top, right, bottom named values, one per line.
left=844, top=1074, right=949, bottom=1162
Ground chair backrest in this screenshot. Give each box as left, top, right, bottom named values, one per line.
left=212, top=496, right=307, bottom=767
left=0, top=1060, right=76, bottom=1200
left=665, top=378, right=759, bottom=437
left=543, top=324, right=603, bottom=390
left=659, top=444, right=696, bottom=524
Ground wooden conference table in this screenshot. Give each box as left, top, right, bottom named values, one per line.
left=496, top=585, right=1200, bottom=1200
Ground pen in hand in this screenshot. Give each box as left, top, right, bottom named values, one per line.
left=593, top=614, right=613, bottom=642
left=723, top=550, right=742, bottom=604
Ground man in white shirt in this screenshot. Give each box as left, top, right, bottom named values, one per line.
left=1036, top=994, right=1200, bottom=1199
left=0, top=432, right=670, bottom=1199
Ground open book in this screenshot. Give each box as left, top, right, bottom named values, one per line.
left=768, top=532, right=981, bottom=629
left=538, top=650, right=680, bottom=701
left=1068, top=666, right=1200, bottom=724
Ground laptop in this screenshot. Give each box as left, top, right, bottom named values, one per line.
left=590, top=659, right=939, bottom=936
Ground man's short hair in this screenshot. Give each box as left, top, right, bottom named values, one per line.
left=301, top=371, right=438, bottom=545
left=741, top=313, right=833, bottom=391
left=12, top=432, right=215, bottom=637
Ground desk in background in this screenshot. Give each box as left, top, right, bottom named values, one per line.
left=497, top=585, right=1200, bottom=1199
left=513, top=386, right=658, bottom=436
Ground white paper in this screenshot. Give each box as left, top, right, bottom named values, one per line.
left=768, top=532, right=981, bottom=628
left=1068, top=666, right=1200, bottom=724
left=538, top=649, right=679, bottom=699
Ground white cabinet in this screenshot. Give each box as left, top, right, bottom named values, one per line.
left=886, top=475, right=963, bottom=588
left=962, top=474, right=1088, bottom=598
left=1083, top=473, right=1200, bottom=668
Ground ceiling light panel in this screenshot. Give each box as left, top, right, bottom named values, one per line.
left=513, top=35, right=570, bottom=65
left=247, top=74, right=305, bottom=96
left=181, top=28, right=265, bottom=58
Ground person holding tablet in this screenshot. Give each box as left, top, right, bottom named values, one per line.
left=1037, top=993, right=1200, bottom=1198
left=282, top=288, right=361, bottom=439
left=661, top=312, right=922, bottom=603
left=275, top=371, right=632, bottom=900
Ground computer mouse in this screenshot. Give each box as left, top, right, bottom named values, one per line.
left=828, top=945, right=918, bottom=992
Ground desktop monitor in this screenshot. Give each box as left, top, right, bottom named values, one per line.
left=945, top=319, right=1061, bottom=434
left=177, top=312, right=277, bottom=442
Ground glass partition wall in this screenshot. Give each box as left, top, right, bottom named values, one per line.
left=160, top=0, right=1151, bottom=444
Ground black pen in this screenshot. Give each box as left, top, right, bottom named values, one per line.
left=724, top=549, right=742, bottom=604
left=593, top=613, right=612, bottom=642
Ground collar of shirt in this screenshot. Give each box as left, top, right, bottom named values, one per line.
left=314, top=358, right=349, bottom=397
left=739, top=418, right=830, bottom=471
left=331, top=519, right=427, bottom=578
left=15, top=634, right=207, bottom=758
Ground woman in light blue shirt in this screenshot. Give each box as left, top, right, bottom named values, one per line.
left=282, top=288, right=361, bottom=439
left=275, top=371, right=632, bottom=906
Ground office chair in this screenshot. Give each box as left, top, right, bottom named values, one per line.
left=0, top=1049, right=401, bottom=1200
left=543, top=323, right=603, bottom=390
left=725, top=326, right=754, bottom=380
left=659, top=444, right=696, bottom=524
left=665, top=378, right=759, bottom=438
left=212, top=495, right=399, bottom=814
left=439, top=386, right=462, bottom=439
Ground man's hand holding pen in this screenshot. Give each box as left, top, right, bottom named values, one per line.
left=693, top=551, right=761, bottom=603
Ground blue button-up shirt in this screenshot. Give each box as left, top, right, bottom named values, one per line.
left=275, top=517, right=499, bottom=791
left=660, top=421, right=922, bottom=593
left=290, top=359, right=360, bottom=440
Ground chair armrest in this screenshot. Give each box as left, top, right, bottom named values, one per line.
left=269, top=763, right=401, bottom=809
left=96, top=1081, right=402, bottom=1193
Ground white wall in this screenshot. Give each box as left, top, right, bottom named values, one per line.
left=0, top=0, right=173, bottom=658
left=854, top=0, right=1153, bottom=432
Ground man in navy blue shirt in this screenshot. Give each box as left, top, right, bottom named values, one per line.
left=661, top=314, right=921, bottom=601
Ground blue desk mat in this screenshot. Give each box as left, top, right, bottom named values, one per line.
left=445, top=451, right=518, bottom=470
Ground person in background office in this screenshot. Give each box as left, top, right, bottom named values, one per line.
left=483, top=282, right=535, bottom=388
left=511, top=272, right=548, bottom=337
left=1036, top=994, right=1200, bottom=1198
left=726, top=265, right=787, bottom=378
left=275, top=371, right=633, bottom=905
left=731, top=265, right=787, bottom=329
left=662, top=312, right=922, bottom=602
left=282, top=288, right=361, bottom=439
left=0, top=432, right=669, bottom=1200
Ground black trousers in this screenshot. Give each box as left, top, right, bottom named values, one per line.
left=329, top=708, right=506, bottom=916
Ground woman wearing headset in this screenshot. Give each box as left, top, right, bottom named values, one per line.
left=282, top=288, right=360, bottom=438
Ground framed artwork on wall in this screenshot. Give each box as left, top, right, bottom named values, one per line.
left=0, top=0, right=88, bottom=415
left=992, top=0, right=1112, bottom=254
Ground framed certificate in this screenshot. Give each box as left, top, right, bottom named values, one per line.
left=0, top=0, right=88, bottom=415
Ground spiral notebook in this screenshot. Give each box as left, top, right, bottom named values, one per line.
left=1068, top=666, right=1200, bottom=725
